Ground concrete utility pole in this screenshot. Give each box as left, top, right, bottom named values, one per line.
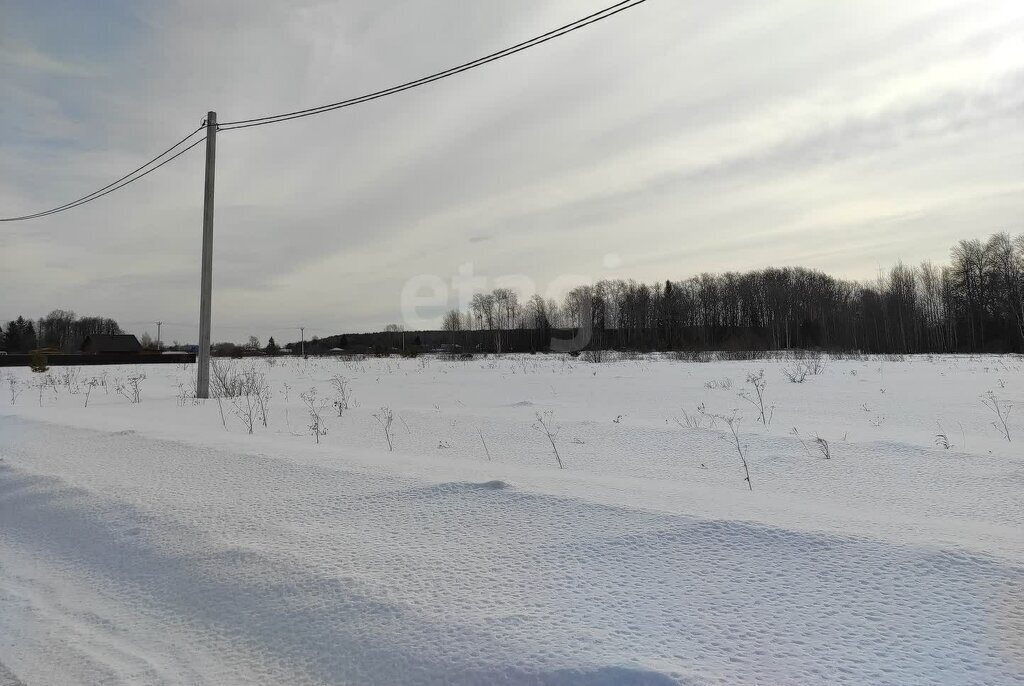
left=196, top=112, right=217, bottom=398
left=156, top=321, right=162, bottom=351
left=300, top=326, right=305, bottom=358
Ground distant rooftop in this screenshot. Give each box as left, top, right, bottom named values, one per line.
left=80, top=334, right=143, bottom=354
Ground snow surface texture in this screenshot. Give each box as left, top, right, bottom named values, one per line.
left=1, top=354, right=1022, bottom=685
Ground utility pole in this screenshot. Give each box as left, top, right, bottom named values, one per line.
left=196, top=111, right=217, bottom=398
left=300, top=326, right=305, bottom=358
left=156, top=321, right=162, bottom=351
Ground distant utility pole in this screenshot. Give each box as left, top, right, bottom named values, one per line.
left=196, top=111, right=217, bottom=398
left=300, top=326, right=305, bottom=358
left=156, top=321, right=162, bottom=351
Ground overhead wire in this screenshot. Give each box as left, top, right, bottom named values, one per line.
left=217, top=0, right=647, bottom=131
left=0, top=126, right=206, bottom=222
left=1, top=0, right=647, bottom=221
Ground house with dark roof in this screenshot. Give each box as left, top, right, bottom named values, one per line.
left=80, top=334, right=143, bottom=354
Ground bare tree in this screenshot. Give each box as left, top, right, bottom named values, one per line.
left=470, top=293, right=497, bottom=349
left=385, top=324, right=406, bottom=351
left=442, top=309, right=462, bottom=347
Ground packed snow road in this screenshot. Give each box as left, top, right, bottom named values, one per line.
left=1, top=415, right=1021, bottom=685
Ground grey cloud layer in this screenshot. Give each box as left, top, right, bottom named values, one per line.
left=2, top=0, right=1022, bottom=341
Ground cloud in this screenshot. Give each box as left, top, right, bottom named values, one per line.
left=0, top=45, right=98, bottom=78
left=2, top=0, right=1023, bottom=339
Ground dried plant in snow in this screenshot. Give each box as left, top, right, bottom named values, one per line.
left=114, top=373, right=146, bottom=404
left=933, top=421, right=954, bottom=450
left=670, top=402, right=722, bottom=431
left=6, top=374, right=24, bottom=406
left=790, top=427, right=814, bottom=458
left=301, top=388, right=329, bottom=444
left=398, top=414, right=412, bottom=435
left=216, top=396, right=228, bottom=430
left=329, top=375, right=352, bottom=416
left=230, top=392, right=258, bottom=434
left=57, top=368, right=82, bottom=394
left=533, top=411, right=564, bottom=469
left=980, top=391, right=1012, bottom=442
left=739, top=370, right=773, bottom=426
left=478, top=430, right=492, bottom=461
left=812, top=433, right=831, bottom=459
left=373, top=406, right=395, bottom=451
left=282, top=383, right=294, bottom=433
left=781, top=364, right=807, bottom=384
left=209, top=363, right=271, bottom=431
left=805, top=356, right=827, bottom=375
left=708, top=410, right=752, bottom=491
left=254, top=381, right=270, bottom=428
left=83, top=378, right=99, bottom=407
left=210, top=360, right=242, bottom=398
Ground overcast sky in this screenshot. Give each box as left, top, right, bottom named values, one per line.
left=2, top=0, right=1022, bottom=343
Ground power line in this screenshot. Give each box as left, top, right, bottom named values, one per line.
left=1, top=1, right=646, bottom=222
left=0, top=126, right=206, bottom=222
left=217, top=0, right=647, bottom=131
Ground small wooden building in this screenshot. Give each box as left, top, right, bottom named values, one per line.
left=80, top=334, right=143, bottom=354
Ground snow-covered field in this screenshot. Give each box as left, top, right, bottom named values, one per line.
left=1, top=353, right=1022, bottom=685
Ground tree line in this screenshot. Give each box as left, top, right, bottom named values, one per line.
left=8, top=232, right=1024, bottom=356
left=427, top=231, right=1024, bottom=354
left=1, top=310, right=123, bottom=353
